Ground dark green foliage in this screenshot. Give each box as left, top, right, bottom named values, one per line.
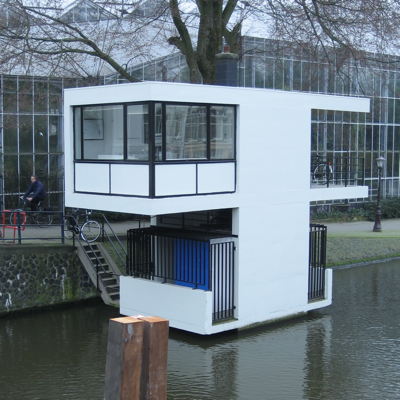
left=363, top=197, right=400, bottom=221
left=311, top=207, right=367, bottom=221
left=311, top=198, right=400, bottom=221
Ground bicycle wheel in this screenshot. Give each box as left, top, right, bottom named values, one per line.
left=36, top=207, right=53, bottom=227
left=64, top=219, right=74, bottom=239
left=9, top=209, right=24, bottom=225
left=81, top=220, right=101, bottom=242
left=313, top=163, right=330, bottom=185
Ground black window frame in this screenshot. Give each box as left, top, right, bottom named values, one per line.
left=73, top=101, right=236, bottom=163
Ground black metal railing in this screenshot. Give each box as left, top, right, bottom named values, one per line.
left=309, top=223, right=327, bottom=301
left=0, top=210, right=64, bottom=244
left=127, top=227, right=235, bottom=322
left=333, top=154, right=365, bottom=187
left=211, top=241, right=235, bottom=322
left=311, top=153, right=364, bottom=188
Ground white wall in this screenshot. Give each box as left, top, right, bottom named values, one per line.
left=120, top=277, right=213, bottom=335
left=64, top=82, right=369, bottom=334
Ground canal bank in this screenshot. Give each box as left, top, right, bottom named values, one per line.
left=1, top=218, right=399, bottom=316
left=323, top=219, right=400, bottom=267
left=0, top=220, right=143, bottom=315
left=0, top=244, right=99, bottom=315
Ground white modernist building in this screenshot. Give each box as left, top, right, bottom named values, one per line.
left=64, top=82, right=369, bottom=335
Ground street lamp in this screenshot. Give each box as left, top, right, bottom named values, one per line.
left=373, top=156, right=386, bottom=232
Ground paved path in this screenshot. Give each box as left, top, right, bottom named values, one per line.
left=324, top=219, right=400, bottom=238
left=3, top=216, right=400, bottom=244
left=0, top=219, right=147, bottom=245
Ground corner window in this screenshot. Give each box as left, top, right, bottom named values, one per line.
left=211, top=106, right=235, bottom=159
left=166, top=105, right=207, bottom=160
left=74, top=101, right=236, bottom=162
left=82, top=105, right=123, bottom=160
left=127, top=104, right=149, bottom=160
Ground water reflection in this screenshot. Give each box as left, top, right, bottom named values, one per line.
left=1, top=261, right=400, bottom=399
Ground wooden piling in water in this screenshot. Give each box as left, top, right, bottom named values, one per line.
left=138, top=316, right=169, bottom=400
left=104, top=317, right=144, bottom=400
left=104, top=316, right=169, bottom=400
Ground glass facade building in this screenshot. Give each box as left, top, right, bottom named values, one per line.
left=0, top=75, right=98, bottom=210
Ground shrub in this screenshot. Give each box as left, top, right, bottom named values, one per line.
left=363, top=197, right=400, bottom=221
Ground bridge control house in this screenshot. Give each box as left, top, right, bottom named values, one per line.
left=64, top=82, right=369, bottom=335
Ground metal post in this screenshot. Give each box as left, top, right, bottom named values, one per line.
left=326, top=162, right=330, bottom=188
left=17, top=211, right=22, bottom=245
left=373, top=166, right=383, bottom=232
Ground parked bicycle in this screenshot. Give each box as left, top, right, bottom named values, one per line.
left=9, top=198, right=54, bottom=227
left=64, top=209, right=101, bottom=243
left=311, top=154, right=333, bottom=185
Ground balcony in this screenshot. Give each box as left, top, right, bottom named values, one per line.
left=311, top=153, right=365, bottom=189
left=126, top=226, right=236, bottom=323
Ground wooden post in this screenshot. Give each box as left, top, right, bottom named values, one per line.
left=104, top=317, right=144, bottom=400
left=104, top=316, right=169, bottom=400
left=138, top=316, right=169, bottom=400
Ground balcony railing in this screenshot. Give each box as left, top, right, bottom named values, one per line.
left=311, top=153, right=364, bottom=188
left=126, top=227, right=235, bottom=323
left=309, top=223, right=327, bottom=301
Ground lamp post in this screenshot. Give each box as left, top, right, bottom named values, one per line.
left=373, top=156, right=386, bottom=232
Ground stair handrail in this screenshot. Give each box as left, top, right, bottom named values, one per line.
left=95, top=213, right=127, bottom=270
left=72, top=230, right=120, bottom=288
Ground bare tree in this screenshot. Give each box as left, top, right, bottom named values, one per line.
left=256, top=1, right=400, bottom=68
left=167, top=0, right=400, bottom=85
left=167, top=0, right=241, bottom=84
left=0, top=0, right=171, bottom=80
left=0, top=0, right=399, bottom=85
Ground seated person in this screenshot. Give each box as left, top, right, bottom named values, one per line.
left=21, top=175, right=46, bottom=212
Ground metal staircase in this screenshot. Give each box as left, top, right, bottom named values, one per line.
left=77, top=242, right=121, bottom=306
left=71, top=213, right=127, bottom=307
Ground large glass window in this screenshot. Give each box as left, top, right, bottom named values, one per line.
left=74, top=101, right=236, bottom=162
left=127, top=104, right=149, bottom=160
left=155, top=103, right=163, bottom=161
left=210, top=106, right=235, bottom=159
left=166, top=105, right=207, bottom=160
left=82, top=105, right=123, bottom=160
left=74, top=107, right=82, bottom=159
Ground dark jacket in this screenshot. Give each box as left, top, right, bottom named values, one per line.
left=23, top=180, right=46, bottom=200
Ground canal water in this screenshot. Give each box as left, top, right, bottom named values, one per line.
left=1, top=260, right=400, bottom=399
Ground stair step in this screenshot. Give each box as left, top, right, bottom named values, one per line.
left=102, top=276, right=117, bottom=281
left=106, top=283, right=119, bottom=289
left=98, top=271, right=114, bottom=277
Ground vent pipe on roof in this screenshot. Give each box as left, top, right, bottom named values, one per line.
left=216, top=46, right=239, bottom=87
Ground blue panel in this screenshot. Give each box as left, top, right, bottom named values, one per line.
left=175, top=239, right=209, bottom=290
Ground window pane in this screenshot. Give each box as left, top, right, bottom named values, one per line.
left=3, top=77, right=17, bottom=112
left=35, top=154, right=48, bottom=178
left=3, top=115, right=17, bottom=152
left=34, top=81, right=48, bottom=113
left=127, top=104, right=149, bottom=160
left=210, top=106, right=235, bottom=159
left=49, top=116, right=63, bottom=152
left=3, top=155, right=18, bottom=196
left=74, top=107, right=82, bottom=159
left=166, top=105, right=206, bottom=160
left=34, top=115, right=48, bottom=153
left=19, top=115, right=33, bottom=153
left=155, top=103, right=163, bottom=161
left=82, top=105, right=123, bottom=160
